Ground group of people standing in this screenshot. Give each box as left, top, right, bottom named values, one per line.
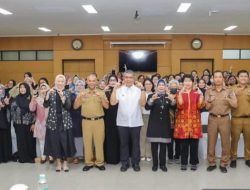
left=0, top=69, right=249, bottom=174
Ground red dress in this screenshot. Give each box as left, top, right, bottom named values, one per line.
left=174, top=90, right=204, bottom=139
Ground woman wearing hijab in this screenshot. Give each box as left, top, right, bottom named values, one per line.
left=0, top=84, right=12, bottom=163
left=29, top=83, right=53, bottom=164
left=10, top=83, right=36, bottom=163
left=44, top=74, right=76, bottom=172
left=5, top=80, right=16, bottom=97
left=174, top=74, right=204, bottom=171
left=71, top=79, right=85, bottom=164
left=145, top=79, right=175, bottom=172
left=104, top=75, right=120, bottom=164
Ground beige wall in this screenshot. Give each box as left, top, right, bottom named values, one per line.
left=1, top=34, right=250, bottom=84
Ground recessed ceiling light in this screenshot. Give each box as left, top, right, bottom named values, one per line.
left=82, top=5, right=98, bottom=14
left=224, top=25, right=238, bottom=31
left=177, top=3, right=191, bottom=13
left=164, top=25, right=173, bottom=31
left=101, top=26, right=110, bottom=32
left=0, top=8, right=13, bottom=15
left=38, top=27, right=52, bottom=32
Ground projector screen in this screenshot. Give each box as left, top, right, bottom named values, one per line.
left=119, top=50, right=157, bottom=72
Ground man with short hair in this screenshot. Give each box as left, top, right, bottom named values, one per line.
left=74, top=74, right=109, bottom=171
left=205, top=71, right=237, bottom=173
left=111, top=70, right=146, bottom=172
left=230, top=70, right=250, bottom=168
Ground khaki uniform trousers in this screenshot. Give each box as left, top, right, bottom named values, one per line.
left=82, top=119, right=105, bottom=166
left=207, top=115, right=231, bottom=167
left=231, top=118, right=250, bottom=161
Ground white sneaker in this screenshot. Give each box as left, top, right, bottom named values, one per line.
left=146, top=157, right=152, bottom=161
left=141, top=157, right=146, bottom=161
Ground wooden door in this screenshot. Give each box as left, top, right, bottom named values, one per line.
left=63, top=59, right=95, bottom=79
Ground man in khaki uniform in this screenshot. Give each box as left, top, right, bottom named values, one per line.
left=230, top=70, right=250, bottom=168
left=205, top=71, right=237, bottom=173
left=74, top=74, right=109, bottom=171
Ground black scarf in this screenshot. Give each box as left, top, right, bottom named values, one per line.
left=16, top=83, right=31, bottom=116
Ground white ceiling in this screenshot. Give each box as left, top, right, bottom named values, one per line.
left=0, top=0, right=250, bottom=36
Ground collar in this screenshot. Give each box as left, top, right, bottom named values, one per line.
left=236, top=84, right=248, bottom=89
left=211, top=85, right=227, bottom=91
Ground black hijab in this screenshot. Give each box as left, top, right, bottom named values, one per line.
left=16, top=83, right=31, bottom=115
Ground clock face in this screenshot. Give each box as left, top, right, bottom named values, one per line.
left=72, top=39, right=83, bottom=50
left=191, top=39, right=202, bottom=50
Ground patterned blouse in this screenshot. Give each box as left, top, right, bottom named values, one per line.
left=174, top=90, right=205, bottom=139
left=11, top=99, right=35, bottom=125
left=43, top=90, right=73, bottom=131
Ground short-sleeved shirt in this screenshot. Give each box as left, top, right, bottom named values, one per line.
left=205, top=86, right=237, bottom=115
left=231, top=84, right=250, bottom=117
left=80, top=88, right=107, bottom=118
left=116, top=85, right=143, bottom=127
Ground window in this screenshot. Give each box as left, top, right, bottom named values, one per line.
left=0, top=50, right=53, bottom=61
left=20, top=51, right=36, bottom=61
left=37, top=50, right=53, bottom=60
left=2, top=51, right=19, bottom=61
left=222, top=50, right=240, bottom=60
left=241, top=50, right=250, bottom=59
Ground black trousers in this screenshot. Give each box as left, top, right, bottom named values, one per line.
left=166, top=129, right=181, bottom=159
left=174, top=139, right=181, bottom=159
left=118, top=126, right=141, bottom=166
left=180, top=139, right=199, bottom=165
left=151, top=142, right=167, bottom=166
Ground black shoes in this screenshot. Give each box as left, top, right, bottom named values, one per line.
left=132, top=164, right=140, bottom=172
left=219, top=166, right=227, bottom=173
left=160, top=165, right=168, bottom=172
left=245, top=160, right=250, bottom=168
left=152, top=165, right=158, bottom=171
left=82, top=165, right=93, bottom=171
left=120, top=163, right=130, bottom=172
left=96, top=165, right=106, bottom=171
left=230, top=160, right=237, bottom=168
left=191, top=165, right=197, bottom=171
left=207, top=165, right=217, bottom=172
left=181, top=165, right=187, bottom=171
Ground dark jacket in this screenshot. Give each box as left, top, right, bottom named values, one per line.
left=145, top=93, right=174, bottom=143
left=44, top=90, right=73, bottom=131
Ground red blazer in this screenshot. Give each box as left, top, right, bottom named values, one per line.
left=174, top=90, right=205, bottom=139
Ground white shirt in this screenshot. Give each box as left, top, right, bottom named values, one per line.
left=116, top=85, right=144, bottom=127
left=141, top=92, right=152, bottom=115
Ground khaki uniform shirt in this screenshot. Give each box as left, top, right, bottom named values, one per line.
left=205, top=86, right=237, bottom=115
left=230, top=84, right=250, bottom=117
left=80, top=88, right=107, bottom=118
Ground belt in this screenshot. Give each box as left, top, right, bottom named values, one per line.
left=82, top=116, right=104, bottom=121
left=210, top=113, right=229, bottom=118
left=232, top=116, right=250, bottom=118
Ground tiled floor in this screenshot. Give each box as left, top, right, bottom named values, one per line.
left=1, top=159, right=250, bottom=190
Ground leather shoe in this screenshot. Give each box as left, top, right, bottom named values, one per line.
left=82, top=166, right=93, bottom=171
left=120, top=164, right=129, bottom=172
left=245, top=160, right=250, bottom=168
left=96, top=165, right=106, bottom=171
left=219, top=166, right=227, bottom=173
left=230, top=160, right=237, bottom=168
left=207, top=165, right=217, bottom=172
left=133, top=165, right=140, bottom=172
left=152, top=166, right=158, bottom=171
left=160, top=165, right=168, bottom=172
